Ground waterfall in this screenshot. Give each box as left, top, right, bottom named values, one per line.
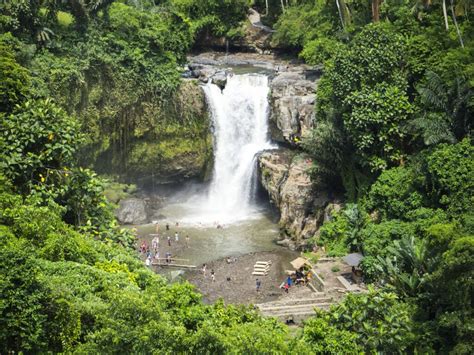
left=201, top=74, right=273, bottom=221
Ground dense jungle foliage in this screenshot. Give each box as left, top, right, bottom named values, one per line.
left=1, top=0, right=473, bottom=353
left=275, top=0, right=473, bottom=352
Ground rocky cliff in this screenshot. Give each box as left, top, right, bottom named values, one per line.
left=258, top=149, right=332, bottom=249
left=83, top=79, right=213, bottom=186
left=268, top=67, right=321, bottom=145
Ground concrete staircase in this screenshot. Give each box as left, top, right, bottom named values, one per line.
left=256, top=293, right=333, bottom=323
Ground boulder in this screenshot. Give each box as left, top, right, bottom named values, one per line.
left=115, top=198, right=148, bottom=225
left=211, top=71, right=228, bottom=90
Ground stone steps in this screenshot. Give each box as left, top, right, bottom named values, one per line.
left=257, top=302, right=332, bottom=321
left=256, top=292, right=334, bottom=322
left=257, top=302, right=331, bottom=313
left=257, top=296, right=332, bottom=309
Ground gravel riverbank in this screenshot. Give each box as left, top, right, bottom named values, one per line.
left=184, top=250, right=298, bottom=305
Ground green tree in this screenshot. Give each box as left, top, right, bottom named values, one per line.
left=0, top=37, right=30, bottom=114
left=366, top=166, right=424, bottom=220
left=425, top=138, right=474, bottom=216
left=0, top=98, right=81, bottom=191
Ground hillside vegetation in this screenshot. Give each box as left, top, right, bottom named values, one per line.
left=1, top=0, right=473, bottom=353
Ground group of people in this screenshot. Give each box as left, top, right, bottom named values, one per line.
left=282, top=267, right=313, bottom=292
left=140, top=221, right=191, bottom=266
left=201, top=263, right=216, bottom=282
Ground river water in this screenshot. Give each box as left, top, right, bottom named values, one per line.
left=134, top=72, right=296, bottom=272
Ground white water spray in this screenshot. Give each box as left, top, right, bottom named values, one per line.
left=200, top=74, right=274, bottom=221
left=164, top=73, right=274, bottom=225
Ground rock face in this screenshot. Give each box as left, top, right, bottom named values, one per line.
left=115, top=198, right=147, bottom=225
left=115, top=196, right=165, bottom=225
left=86, top=80, right=213, bottom=186
left=269, top=67, right=321, bottom=145
left=258, top=149, right=331, bottom=248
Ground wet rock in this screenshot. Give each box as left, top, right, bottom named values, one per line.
left=269, top=68, right=320, bottom=145
left=276, top=238, right=297, bottom=251
left=258, top=148, right=332, bottom=248
left=211, top=71, right=228, bottom=90
left=115, top=198, right=148, bottom=225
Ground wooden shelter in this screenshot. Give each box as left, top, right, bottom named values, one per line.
left=290, top=257, right=311, bottom=270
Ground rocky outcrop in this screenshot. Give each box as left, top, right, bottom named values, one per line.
left=115, top=198, right=147, bottom=225
left=186, top=64, right=230, bottom=88
left=258, top=148, right=332, bottom=249
left=115, top=196, right=165, bottom=225
left=268, top=67, right=321, bottom=145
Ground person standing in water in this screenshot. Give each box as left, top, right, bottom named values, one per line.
left=202, top=264, right=207, bottom=278
left=211, top=270, right=215, bottom=282
left=167, top=235, right=171, bottom=246
left=175, top=231, right=179, bottom=242
left=185, top=235, right=190, bottom=248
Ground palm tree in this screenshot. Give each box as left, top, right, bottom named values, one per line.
left=377, top=236, right=438, bottom=297
left=417, top=70, right=473, bottom=141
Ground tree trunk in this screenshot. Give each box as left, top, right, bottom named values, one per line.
left=372, top=0, right=380, bottom=22
left=280, top=0, right=285, bottom=13
left=442, top=0, right=449, bottom=30
left=450, top=0, right=464, bottom=47
left=336, top=0, right=345, bottom=28
left=265, top=0, right=269, bottom=16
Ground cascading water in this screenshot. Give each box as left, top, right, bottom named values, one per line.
left=160, top=73, right=275, bottom=225
left=202, top=74, right=274, bottom=220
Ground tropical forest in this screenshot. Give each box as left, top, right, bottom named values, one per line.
left=0, top=0, right=472, bottom=353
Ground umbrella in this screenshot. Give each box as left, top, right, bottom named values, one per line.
left=343, top=253, right=364, bottom=267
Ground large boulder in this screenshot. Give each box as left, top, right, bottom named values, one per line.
left=258, top=148, right=332, bottom=247
left=269, top=68, right=321, bottom=144
left=115, top=198, right=148, bottom=225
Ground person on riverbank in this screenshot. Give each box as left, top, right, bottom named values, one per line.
left=154, top=250, right=160, bottom=263
left=166, top=251, right=171, bottom=264
left=145, top=256, right=151, bottom=267
left=211, top=270, right=215, bottom=282
left=175, top=231, right=179, bottom=242
left=185, top=235, right=190, bottom=248
left=166, top=223, right=170, bottom=231
left=167, top=235, right=171, bottom=246
left=152, top=235, right=159, bottom=250
left=202, top=264, right=207, bottom=278
left=256, top=279, right=261, bottom=292
left=140, top=241, right=147, bottom=253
